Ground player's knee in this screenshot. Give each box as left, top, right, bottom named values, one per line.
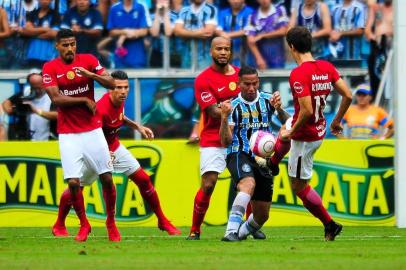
left=99, top=172, right=113, bottom=187
left=238, top=177, right=255, bottom=194
left=291, top=179, right=307, bottom=195
left=68, top=179, right=80, bottom=191
left=201, top=182, right=216, bottom=195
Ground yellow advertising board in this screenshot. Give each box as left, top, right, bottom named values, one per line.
left=0, top=140, right=394, bottom=227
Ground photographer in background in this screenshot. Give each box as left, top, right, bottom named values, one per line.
left=2, top=72, right=57, bottom=141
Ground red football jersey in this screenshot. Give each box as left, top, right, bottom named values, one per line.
left=97, top=93, right=124, bottom=152
left=42, top=54, right=105, bottom=134
left=195, top=65, right=240, bottom=147
left=289, top=60, right=340, bottom=141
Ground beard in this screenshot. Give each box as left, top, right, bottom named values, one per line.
left=212, top=57, right=229, bottom=67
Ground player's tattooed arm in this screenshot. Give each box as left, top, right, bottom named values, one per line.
left=205, top=104, right=222, bottom=119
left=219, top=100, right=233, bottom=147
left=45, top=86, right=96, bottom=114
left=276, top=108, right=291, bottom=124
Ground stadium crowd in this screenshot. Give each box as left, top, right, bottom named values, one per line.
left=0, top=0, right=394, bottom=141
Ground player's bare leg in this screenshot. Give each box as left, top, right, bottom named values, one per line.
left=100, top=172, right=121, bottom=242
left=187, top=172, right=218, bottom=240
left=291, top=178, right=342, bottom=241
left=52, top=188, right=71, bottom=237
left=129, top=168, right=180, bottom=235
left=68, top=178, right=91, bottom=242
left=238, top=200, right=271, bottom=240
left=267, top=126, right=291, bottom=176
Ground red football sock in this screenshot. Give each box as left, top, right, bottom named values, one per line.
left=270, top=134, right=291, bottom=165
left=70, top=188, right=89, bottom=226
left=245, top=202, right=252, bottom=220
left=191, top=188, right=211, bottom=233
left=297, top=185, right=332, bottom=225
left=102, top=184, right=117, bottom=225
left=130, top=169, right=167, bottom=223
left=55, top=188, right=72, bottom=226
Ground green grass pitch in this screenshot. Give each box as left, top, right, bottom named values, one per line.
left=0, top=226, right=405, bottom=270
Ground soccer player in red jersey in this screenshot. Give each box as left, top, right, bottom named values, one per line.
left=283, top=26, right=353, bottom=241
left=187, top=36, right=289, bottom=240
left=54, top=70, right=181, bottom=239
left=186, top=36, right=240, bottom=240
left=43, top=29, right=117, bottom=242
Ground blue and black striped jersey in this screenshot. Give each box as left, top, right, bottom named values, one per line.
left=227, top=91, right=275, bottom=155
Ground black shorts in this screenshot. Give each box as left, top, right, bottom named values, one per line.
left=226, top=152, right=273, bottom=202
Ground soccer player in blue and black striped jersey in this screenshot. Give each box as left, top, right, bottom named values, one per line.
left=219, top=66, right=291, bottom=241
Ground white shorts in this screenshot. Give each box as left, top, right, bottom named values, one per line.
left=200, top=147, right=227, bottom=176
left=81, top=144, right=141, bottom=186
left=288, top=139, right=323, bottom=180
left=59, top=128, right=113, bottom=180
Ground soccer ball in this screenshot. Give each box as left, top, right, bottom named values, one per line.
left=249, top=130, right=276, bottom=158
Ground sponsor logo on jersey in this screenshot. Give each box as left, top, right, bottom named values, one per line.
left=67, top=71, right=75, bottom=80
left=60, top=84, right=90, bottom=96
left=43, top=74, right=52, bottom=84
left=57, top=74, right=64, bottom=78
left=229, top=82, right=237, bottom=91
left=201, top=92, right=213, bottom=102
left=241, top=163, right=251, bottom=173
left=217, top=87, right=225, bottom=92
left=293, top=82, right=303, bottom=94
left=312, top=74, right=329, bottom=81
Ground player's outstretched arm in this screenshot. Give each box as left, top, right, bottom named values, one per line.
left=330, top=78, right=352, bottom=136
left=75, top=68, right=115, bottom=90
left=45, top=86, right=96, bottom=114
left=124, top=116, right=154, bottom=139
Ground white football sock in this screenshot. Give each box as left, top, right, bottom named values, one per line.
left=238, top=213, right=261, bottom=239
left=225, top=192, right=251, bottom=236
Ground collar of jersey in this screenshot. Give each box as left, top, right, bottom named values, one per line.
left=238, top=91, right=260, bottom=105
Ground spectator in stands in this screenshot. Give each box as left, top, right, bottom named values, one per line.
left=329, top=0, right=365, bottom=63
left=2, top=72, right=57, bottom=141
left=0, top=105, right=6, bottom=140
left=245, top=0, right=289, bottom=70
left=149, top=0, right=183, bottom=67
left=173, top=0, right=217, bottom=69
left=0, top=7, right=11, bottom=68
left=216, top=0, right=253, bottom=67
left=340, top=84, right=394, bottom=139
left=365, top=0, right=392, bottom=98
left=61, top=0, right=103, bottom=56
left=20, top=0, right=60, bottom=69
left=107, top=0, right=150, bottom=68
left=288, top=0, right=331, bottom=59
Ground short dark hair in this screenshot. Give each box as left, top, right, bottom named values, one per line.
left=286, top=26, right=312, bottom=53
left=111, top=70, right=128, bottom=80
left=56, top=29, right=75, bottom=42
left=238, top=66, right=258, bottom=78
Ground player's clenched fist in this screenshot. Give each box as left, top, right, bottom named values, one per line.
left=270, top=91, right=282, bottom=110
